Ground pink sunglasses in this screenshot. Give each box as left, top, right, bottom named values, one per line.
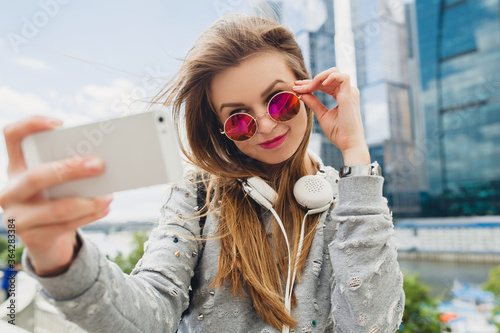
left=220, top=91, right=301, bottom=141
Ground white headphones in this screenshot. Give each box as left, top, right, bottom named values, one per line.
left=242, top=174, right=333, bottom=213
left=239, top=151, right=334, bottom=333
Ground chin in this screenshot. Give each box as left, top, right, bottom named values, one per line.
left=252, top=148, right=296, bottom=165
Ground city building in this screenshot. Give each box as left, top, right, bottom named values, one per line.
left=285, top=0, right=345, bottom=171
left=350, top=0, right=421, bottom=217
left=412, top=0, right=500, bottom=216
left=279, top=0, right=422, bottom=217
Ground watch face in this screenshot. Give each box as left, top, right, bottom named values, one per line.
left=339, top=163, right=382, bottom=178
left=370, top=161, right=381, bottom=176
left=340, top=166, right=351, bottom=178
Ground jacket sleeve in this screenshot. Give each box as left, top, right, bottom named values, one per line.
left=21, top=176, right=203, bottom=333
left=328, top=175, right=405, bottom=333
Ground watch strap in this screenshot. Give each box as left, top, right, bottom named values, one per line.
left=339, top=161, right=382, bottom=178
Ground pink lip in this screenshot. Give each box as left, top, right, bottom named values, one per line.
left=258, top=132, right=288, bottom=149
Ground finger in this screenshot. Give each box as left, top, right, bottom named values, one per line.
left=294, top=79, right=312, bottom=85
left=297, top=72, right=352, bottom=103
left=22, top=206, right=111, bottom=248
left=293, top=68, right=341, bottom=93
left=299, top=93, right=331, bottom=122
left=322, top=72, right=353, bottom=103
left=308, top=67, right=341, bottom=91
left=12, top=194, right=113, bottom=233
left=3, top=115, right=63, bottom=177
left=292, top=84, right=310, bottom=93
left=58, top=206, right=111, bottom=232
left=322, top=72, right=351, bottom=89
left=0, top=155, right=105, bottom=206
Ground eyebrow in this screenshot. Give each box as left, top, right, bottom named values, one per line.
left=219, top=79, right=285, bottom=113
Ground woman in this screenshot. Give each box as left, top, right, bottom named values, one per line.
left=0, top=13, right=404, bottom=333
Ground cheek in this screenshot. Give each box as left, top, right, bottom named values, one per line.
left=234, top=139, right=254, bottom=152
left=234, top=141, right=247, bottom=151
left=234, top=140, right=260, bottom=160
left=294, top=105, right=309, bottom=134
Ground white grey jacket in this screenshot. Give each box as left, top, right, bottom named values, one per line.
left=22, top=165, right=405, bottom=333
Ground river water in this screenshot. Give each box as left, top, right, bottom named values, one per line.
left=398, top=258, right=498, bottom=299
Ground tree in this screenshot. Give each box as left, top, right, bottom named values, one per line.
left=399, top=271, right=448, bottom=332
left=0, top=237, right=7, bottom=255
left=482, top=265, right=500, bottom=330
left=0, top=237, right=24, bottom=266
left=107, top=230, right=149, bottom=275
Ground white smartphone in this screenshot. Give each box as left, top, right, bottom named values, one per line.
left=21, top=110, right=184, bottom=200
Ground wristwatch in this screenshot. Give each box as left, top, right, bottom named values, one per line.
left=339, top=161, right=382, bottom=178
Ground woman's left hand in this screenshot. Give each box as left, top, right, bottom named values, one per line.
left=293, top=67, right=370, bottom=165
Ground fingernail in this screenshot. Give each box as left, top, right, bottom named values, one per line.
left=84, top=157, right=103, bottom=171
left=100, top=206, right=111, bottom=215
left=100, top=194, right=114, bottom=204
left=45, top=117, right=63, bottom=127
left=293, top=85, right=302, bottom=89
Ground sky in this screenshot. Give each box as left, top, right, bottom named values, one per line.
left=0, top=0, right=263, bottom=222
left=0, top=0, right=416, bottom=222
left=0, top=0, right=337, bottom=223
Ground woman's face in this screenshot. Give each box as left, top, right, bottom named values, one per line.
left=211, top=52, right=308, bottom=165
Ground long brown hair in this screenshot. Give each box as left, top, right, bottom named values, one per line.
left=154, top=13, right=320, bottom=329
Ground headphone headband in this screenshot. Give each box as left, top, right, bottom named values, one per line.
left=241, top=174, right=333, bottom=215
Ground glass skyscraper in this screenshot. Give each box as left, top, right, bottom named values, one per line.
left=350, top=0, right=422, bottom=217
left=284, top=0, right=421, bottom=217
left=265, top=0, right=343, bottom=169
left=293, top=0, right=345, bottom=171
left=413, top=0, right=500, bottom=216
left=309, top=0, right=346, bottom=171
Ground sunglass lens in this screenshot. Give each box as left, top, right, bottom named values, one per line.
left=268, top=92, right=300, bottom=122
left=224, top=113, right=256, bottom=141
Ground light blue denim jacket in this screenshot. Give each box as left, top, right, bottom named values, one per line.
left=22, top=163, right=405, bottom=333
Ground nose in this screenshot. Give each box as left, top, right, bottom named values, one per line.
left=255, top=110, right=277, bottom=134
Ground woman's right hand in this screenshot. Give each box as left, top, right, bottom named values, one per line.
left=0, top=115, right=114, bottom=277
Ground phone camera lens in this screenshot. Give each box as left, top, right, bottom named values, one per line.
left=158, top=117, right=164, bottom=123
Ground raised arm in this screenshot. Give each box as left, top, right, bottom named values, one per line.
left=21, top=177, right=203, bottom=333
left=328, top=175, right=405, bottom=333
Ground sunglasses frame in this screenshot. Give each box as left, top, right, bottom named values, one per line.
left=220, top=91, right=302, bottom=142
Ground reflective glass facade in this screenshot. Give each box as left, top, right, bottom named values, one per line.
left=415, top=0, right=500, bottom=216
left=277, top=0, right=344, bottom=169
left=299, top=0, right=345, bottom=170
left=351, top=0, right=422, bottom=217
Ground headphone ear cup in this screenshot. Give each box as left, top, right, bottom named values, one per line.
left=246, top=177, right=278, bottom=207
left=293, top=175, right=333, bottom=211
